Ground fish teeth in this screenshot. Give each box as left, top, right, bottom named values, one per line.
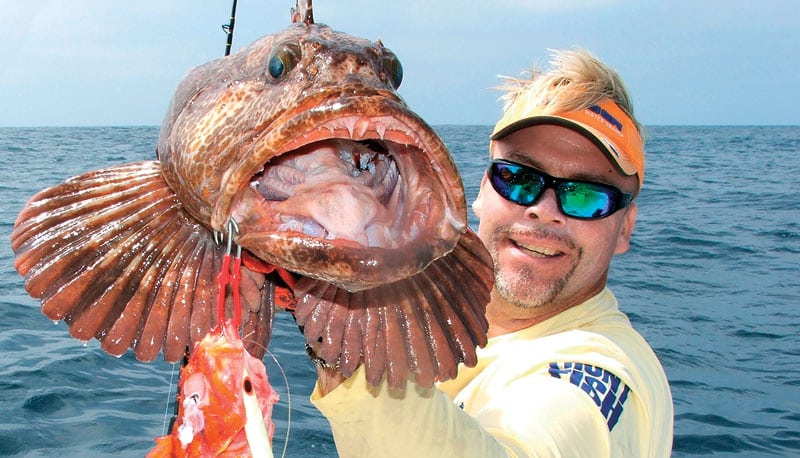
left=354, top=117, right=370, bottom=138
left=343, top=117, right=356, bottom=137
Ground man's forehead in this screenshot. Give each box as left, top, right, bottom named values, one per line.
left=490, top=124, right=638, bottom=192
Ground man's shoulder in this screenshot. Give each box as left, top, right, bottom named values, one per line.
left=488, top=323, right=669, bottom=405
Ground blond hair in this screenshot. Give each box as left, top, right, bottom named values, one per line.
left=497, top=49, right=646, bottom=142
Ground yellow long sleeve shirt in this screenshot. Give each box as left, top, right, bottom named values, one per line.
left=311, top=288, right=673, bottom=457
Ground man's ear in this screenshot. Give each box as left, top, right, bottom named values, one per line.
left=472, top=173, right=489, bottom=218
left=614, top=203, right=637, bottom=255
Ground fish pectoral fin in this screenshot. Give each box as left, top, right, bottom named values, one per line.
left=10, top=161, right=275, bottom=363
left=293, top=229, right=493, bottom=389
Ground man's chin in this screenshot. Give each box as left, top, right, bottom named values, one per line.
left=495, top=273, right=566, bottom=311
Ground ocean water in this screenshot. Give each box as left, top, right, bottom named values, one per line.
left=0, top=125, right=798, bottom=457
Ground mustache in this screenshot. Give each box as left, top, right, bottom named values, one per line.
left=497, top=224, right=577, bottom=251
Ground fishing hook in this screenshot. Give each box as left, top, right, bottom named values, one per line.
left=216, top=218, right=243, bottom=329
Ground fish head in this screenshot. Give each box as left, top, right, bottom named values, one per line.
left=151, top=321, right=278, bottom=455
left=157, top=22, right=467, bottom=291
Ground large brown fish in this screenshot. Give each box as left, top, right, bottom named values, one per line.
left=10, top=11, right=493, bottom=389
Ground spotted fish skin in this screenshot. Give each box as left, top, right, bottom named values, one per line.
left=11, top=20, right=493, bottom=389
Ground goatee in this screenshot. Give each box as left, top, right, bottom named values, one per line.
left=490, top=225, right=578, bottom=310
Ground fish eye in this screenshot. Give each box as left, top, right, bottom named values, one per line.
left=243, top=377, right=253, bottom=394
left=381, top=49, right=403, bottom=89
left=268, top=41, right=302, bottom=80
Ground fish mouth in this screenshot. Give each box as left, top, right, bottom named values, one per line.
left=230, top=114, right=465, bottom=292
left=250, top=138, right=406, bottom=247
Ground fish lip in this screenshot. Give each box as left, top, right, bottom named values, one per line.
left=236, top=232, right=454, bottom=292
left=212, top=92, right=465, bottom=230
left=270, top=92, right=418, bottom=155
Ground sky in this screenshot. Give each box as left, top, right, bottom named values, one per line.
left=1, top=0, right=798, bottom=127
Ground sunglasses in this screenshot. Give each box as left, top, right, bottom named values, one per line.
left=487, top=159, right=633, bottom=220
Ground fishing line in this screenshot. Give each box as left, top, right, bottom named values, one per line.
left=240, top=281, right=293, bottom=457
left=161, top=361, right=179, bottom=436
left=266, top=348, right=292, bottom=458
left=264, top=280, right=292, bottom=458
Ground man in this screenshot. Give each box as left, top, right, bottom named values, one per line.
left=310, top=49, right=673, bottom=457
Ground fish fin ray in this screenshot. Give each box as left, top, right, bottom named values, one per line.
left=292, top=231, right=493, bottom=388
left=11, top=161, right=273, bottom=362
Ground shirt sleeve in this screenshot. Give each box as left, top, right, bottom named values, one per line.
left=472, top=374, right=612, bottom=457
left=311, top=365, right=612, bottom=458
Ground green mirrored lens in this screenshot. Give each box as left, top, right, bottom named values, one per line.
left=558, top=182, right=614, bottom=218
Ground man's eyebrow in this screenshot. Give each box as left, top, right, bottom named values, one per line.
left=567, top=170, right=617, bottom=185
left=502, top=151, right=615, bottom=185
left=501, top=151, right=541, bottom=168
